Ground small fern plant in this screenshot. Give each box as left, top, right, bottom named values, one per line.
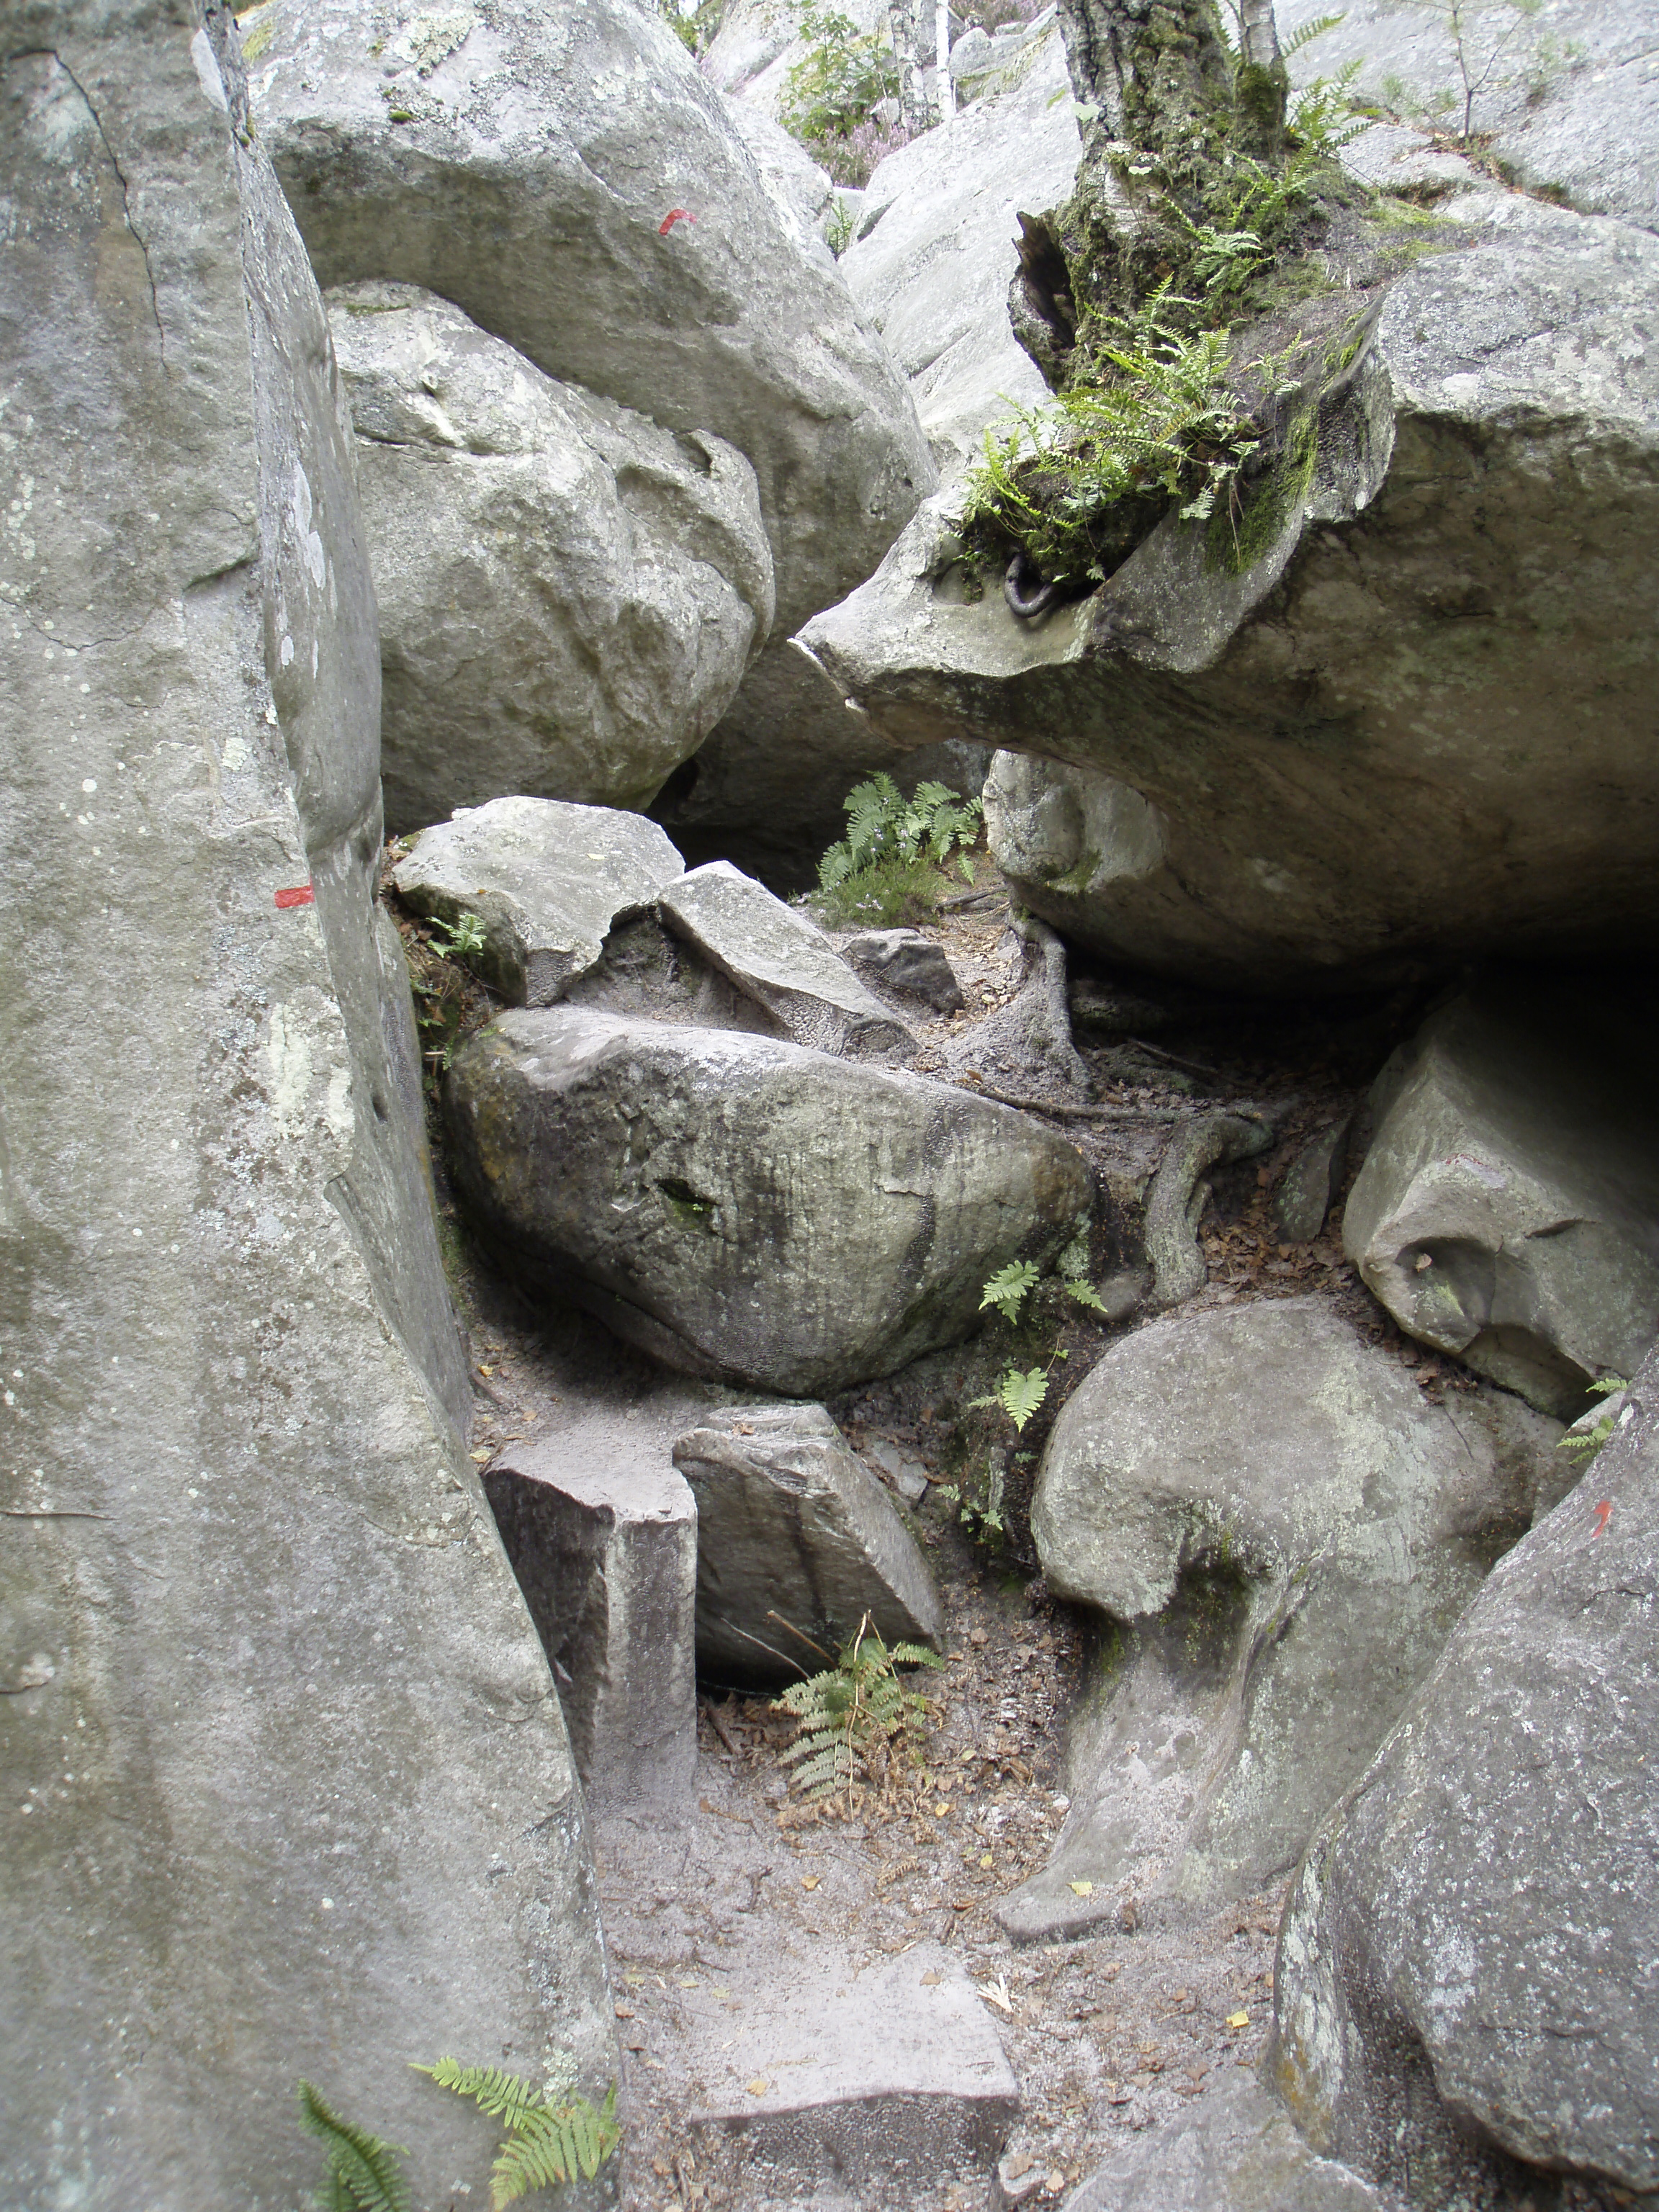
left=298, top=2081, right=410, bottom=2212
left=1558, top=1375, right=1631, bottom=1465
left=971, top=1257, right=1106, bottom=1433
left=413, top=2060, right=621, bottom=2208
left=815, top=772, right=983, bottom=923
left=774, top=1611, right=945, bottom=1811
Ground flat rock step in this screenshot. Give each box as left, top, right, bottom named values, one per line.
left=680, top=1943, right=1020, bottom=2188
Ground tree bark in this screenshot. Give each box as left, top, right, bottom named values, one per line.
left=1055, top=0, right=1234, bottom=162
left=1236, top=0, right=1289, bottom=161
left=886, top=0, right=930, bottom=135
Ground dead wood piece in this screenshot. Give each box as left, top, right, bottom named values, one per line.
left=1012, top=912, right=1092, bottom=1092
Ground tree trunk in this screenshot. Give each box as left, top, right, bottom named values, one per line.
left=1236, top=0, right=1288, bottom=161
left=935, top=0, right=956, bottom=122
left=886, top=0, right=930, bottom=135
left=1055, top=0, right=1234, bottom=163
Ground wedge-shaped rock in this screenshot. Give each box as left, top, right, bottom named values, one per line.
left=802, top=195, right=1659, bottom=992
left=1270, top=1351, right=1659, bottom=2203
left=673, top=1403, right=943, bottom=1689
left=486, top=1439, right=698, bottom=1804
left=659, top=861, right=912, bottom=1056
left=445, top=1008, right=1089, bottom=1396
left=840, top=927, right=965, bottom=1013
left=1343, top=974, right=1659, bottom=1418
left=393, top=796, right=685, bottom=1006
left=331, top=283, right=773, bottom=830
left=1010, top=1301, right=1556, bottom=1933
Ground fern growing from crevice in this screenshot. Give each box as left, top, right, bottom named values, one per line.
left=413, top=2059, right=621, bottom=2208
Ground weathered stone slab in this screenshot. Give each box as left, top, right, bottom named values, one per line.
left=686, top=1944, right=1019, bottom=2184
left=330, top=282, right=773, bottom=831
left=445, top=1007, right=1090, bottom=1397
left=1270, top=1349, right=1659, bottom=2202
left=840, top=927, right=966, bottom=1012
left=1065, top=2068, right=1398, bottom=2212
left=1010, top=1301, right=1548, bottom=1933
left=1342, top=974, right=1659, bottom=1416
left=659, top=861, right=914, bottom=1056
left=485, top=1438, right=698, bottom=1806
left=0, top=14, right=612, bottom=2207
left=392, top=796, right=685, bottom=1007
left=673, top=1403, right=943, bottom=1689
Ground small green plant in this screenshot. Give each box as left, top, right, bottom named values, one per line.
left=958, top=292, right=1306, bottom=588
left=774, top=1611, right=945, bottom=1809
left=814, top=772, right=982, bottom=925
left=968, top=1254, right=1105, bottom=1439
left=824, top=192, right=859, bottom=257
left=415, top=2061, right=621, bottom=2206
left=297, top=2082, right=410, bottom=2212
left=781, top=6, right=899, bottom=146
left=431, top=908, right=487, bottom=961
left=1558, top=1375, right=1630, bottom=1465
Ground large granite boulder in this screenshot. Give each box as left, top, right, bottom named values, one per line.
left=801, top=190, right=1659, bottom=992
left=328, top=282, right=773, bottom=832
left=392, top=797, right=685, bottom=1007
left=674, top=1402, right=944, bottom=1690
left=1008, top=1302, right=1555, bottom=1936
left=246, top=0, right=936, bottom=866
left=1269, top=1349, right=1659, bottom=2203
left=0, top=12, right=611, bottom=2207
left=444, top=1007, right=1089, bottom=1396
left=1343, top=975, right=1659, bottom=1419
left=836, top=14, right=1081, bottom=472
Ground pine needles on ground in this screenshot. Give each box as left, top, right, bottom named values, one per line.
left=297, top=2082, right=411, bottom=2212
left=774, top=1612, right=945, bottom=1814
left=413, top=2060, right=621, bottom=2208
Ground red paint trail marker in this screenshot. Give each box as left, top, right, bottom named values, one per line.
left=1592, top=1500, right=1612, bottom=1537
left=274, top=883, right=315, bottom=909
left=659, top=207, right=693, bottom=234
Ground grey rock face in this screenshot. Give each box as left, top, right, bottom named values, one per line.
left=0, top=14, right=611, bottom=2208
left=444, top=1006, right=1091, bottom=1397
left=486, top=1440, right=698, bottom=1804
left=1280, top=0, right=1659, bottom=236
left=803, top=194, right=1659, bottom=992
left=1065, top=2068, right=1398, bottom=2212
left=1011, top=1303, right=1542, bottom=1931
left=248, top=0, right=935, bottom=863
left=673, top=1403, right=943, bottom=1689
left=659, top=861, right=913, bottom=1056
left=392, top=797, right=685, bottom=1007
left=1343, top=976, right=1659, bottom=1417
left=329, top=282, right=773, bottom=830
left=840, top=927, right=966, bottom=1012
left=837, top=18, right=1081, bottom=471
left=1269, top=1350, right=1659, bottom=2201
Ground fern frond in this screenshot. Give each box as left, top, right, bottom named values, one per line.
left=981, top=1259, right=1040, bottom=1323
left=1064, top=1276, right=1110, bottom=1314
left=297, top=2082, right=411, bottom=2212
left=998, top=1365, right=1051, bottom=1431
left=490, top=2092, right=621, bottom=2207
left=1283, top=10, right=1344, bottom=57
left=410, top=2059, right=544, bottom=2132
left=889, top=1642, right=946, bottom=1670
